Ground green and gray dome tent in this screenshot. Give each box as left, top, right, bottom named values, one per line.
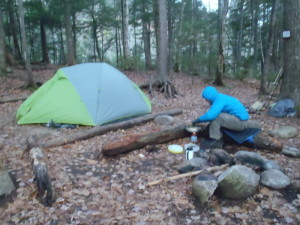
left=16, top=63, right=152, bottom=126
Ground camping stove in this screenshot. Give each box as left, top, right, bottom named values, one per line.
left=186, top=126, right=202, bottom=143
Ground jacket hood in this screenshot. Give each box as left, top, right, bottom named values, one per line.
left=202, top=86, right=218, bottom=102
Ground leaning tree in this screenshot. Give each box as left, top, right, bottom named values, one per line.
left=279, top=0, right=300, bottom=114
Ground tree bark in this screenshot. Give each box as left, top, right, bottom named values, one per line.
left=279, top=0, right=300, bottom=114
left=260, top=0, right=276, bottom=95
left=40, top=18, right=49, bottom=63
left=18, top=0, right=34, bottom=87
left=121, top=0, right=129, bottom=59
left=214, top=0, right=229, bottom=86
left=34, top=109, right=183, bottom=149
left=141, top=1, right=152, bottom=69
left=0, top=6, right=6, bottom=76
left=7, top=0, right=22, bottom=60
left=64, top=0, right=75, bottom=65
left=102, top=124, right=283, bottom=156
left=156, top=0, right=177, bottom=98
left=236, top=0, right=245, bottom=70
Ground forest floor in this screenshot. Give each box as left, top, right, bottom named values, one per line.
left=0, top=66, right=300, bottom=225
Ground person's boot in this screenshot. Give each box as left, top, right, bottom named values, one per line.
left=200, top=138, right=224, bottom=150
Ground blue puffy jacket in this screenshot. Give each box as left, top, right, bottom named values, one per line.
left=197, top=86, right=249, bottom=122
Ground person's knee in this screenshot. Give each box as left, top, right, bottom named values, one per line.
left=246, top=120, right=262, bottom=129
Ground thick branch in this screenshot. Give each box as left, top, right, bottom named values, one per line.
left=102, top=124, right=189, bottom=156
left=147, top=164, right=229, bottom=187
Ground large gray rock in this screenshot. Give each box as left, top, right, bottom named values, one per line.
left=154, top=115, right=174, bottom=126
left=217, top=165, right=260, bottom=199
left=260, top=169, right=291, bottom=189
left=192, top=174, right=218, bottom=204
left=0, top=169, right=15, bottom=196
left=269, top=126, right=298, bottom=139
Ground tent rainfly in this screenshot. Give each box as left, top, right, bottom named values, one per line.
left=16, top=63, right=152, bottom=126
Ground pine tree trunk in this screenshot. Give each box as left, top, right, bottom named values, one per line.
left=64, top=0, right=75, bottom=65
left=18, top=0, right=34, bottom=87
left=142, top=1, right=152, bottom=69
left=260, top=0, right=276, bottom=95
left=214, top=0, right=228, bottom=86
left=40, top=20, right=49, bottom=63
left=121, top=0, right=129, bottom=59
left=7, top=0, right=22, bottom=60
left=157, top=0, right=168, bottom=84
left=280, top=0, right=300, bottom=114
left=0, top=7, right=6, bottom=76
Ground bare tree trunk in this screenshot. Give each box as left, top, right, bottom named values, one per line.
left=173, top=0, right=185, bottom=72
left=114, top=0, right=120, bottom=66
left=121, top=0, right=129, bottom=59
left=0, top=6, right=6, bottom=76
left=260, top=0, right=276, bottom=95
left=236, top=0, right=245, bottom=70
left=40, top=19, right=49, bottom=63
left=156, top=0, right=177, bottom=97
left=142, top=1, right=152, bottom=69
left=7, top=0, right=22, bottom=60
left=157, top=0, right=168, bottom=83
left=251, top=0, right=259, bottom=73
left=64, top=0, right=75, bottom=65
left=214, top=0, right=229, bottom=86
left=18, top=0, right=34, bottom=87
left=279, top=0, right=300, bottom=115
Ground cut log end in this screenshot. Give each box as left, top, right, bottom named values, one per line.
left=30, top=147, right=55, bottom=206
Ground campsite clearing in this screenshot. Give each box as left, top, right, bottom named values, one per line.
left=0, top=68, right=300, bottom=224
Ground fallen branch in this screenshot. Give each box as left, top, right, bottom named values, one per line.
left=29, top=147, right=55, bottom=206
left=0, top=96, right=28, bottom=104
left=36, top=109, right=183, bottom=149
left=147, top=164, right=229, bottom=187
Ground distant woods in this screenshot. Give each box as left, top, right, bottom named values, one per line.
left=0, top=0, right=299, bottom=104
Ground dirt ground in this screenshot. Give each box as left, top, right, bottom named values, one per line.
left=0, top=67, right=300, bottom=225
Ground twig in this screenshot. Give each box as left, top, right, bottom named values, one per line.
left=147, top=164, right=228, bottom=187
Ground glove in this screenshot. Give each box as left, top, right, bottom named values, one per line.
left=192, top=119, right=199, bottom=125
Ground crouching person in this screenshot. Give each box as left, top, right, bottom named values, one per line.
left=192, top=86, right=261, bottom=148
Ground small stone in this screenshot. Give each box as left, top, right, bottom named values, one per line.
left=260, top=169, right=291, bottom=189
left=269, top=126, right=298, bottom=139
left=282, top=145, right=300, bottom=158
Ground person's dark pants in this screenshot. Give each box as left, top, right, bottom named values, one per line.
left=209, top=113, right=262, bottom=140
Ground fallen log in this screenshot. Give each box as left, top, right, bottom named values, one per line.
left=101, top=124, right=284, bottom=156
left=147, top=164, right=229, bottom=187
left=29, top=147, right=55, bottom=206
left=0, top=96, right=28, bottom=104
left=36, top=109, right=183, bottom=149
left=102, top=124, right=190, bottom=156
